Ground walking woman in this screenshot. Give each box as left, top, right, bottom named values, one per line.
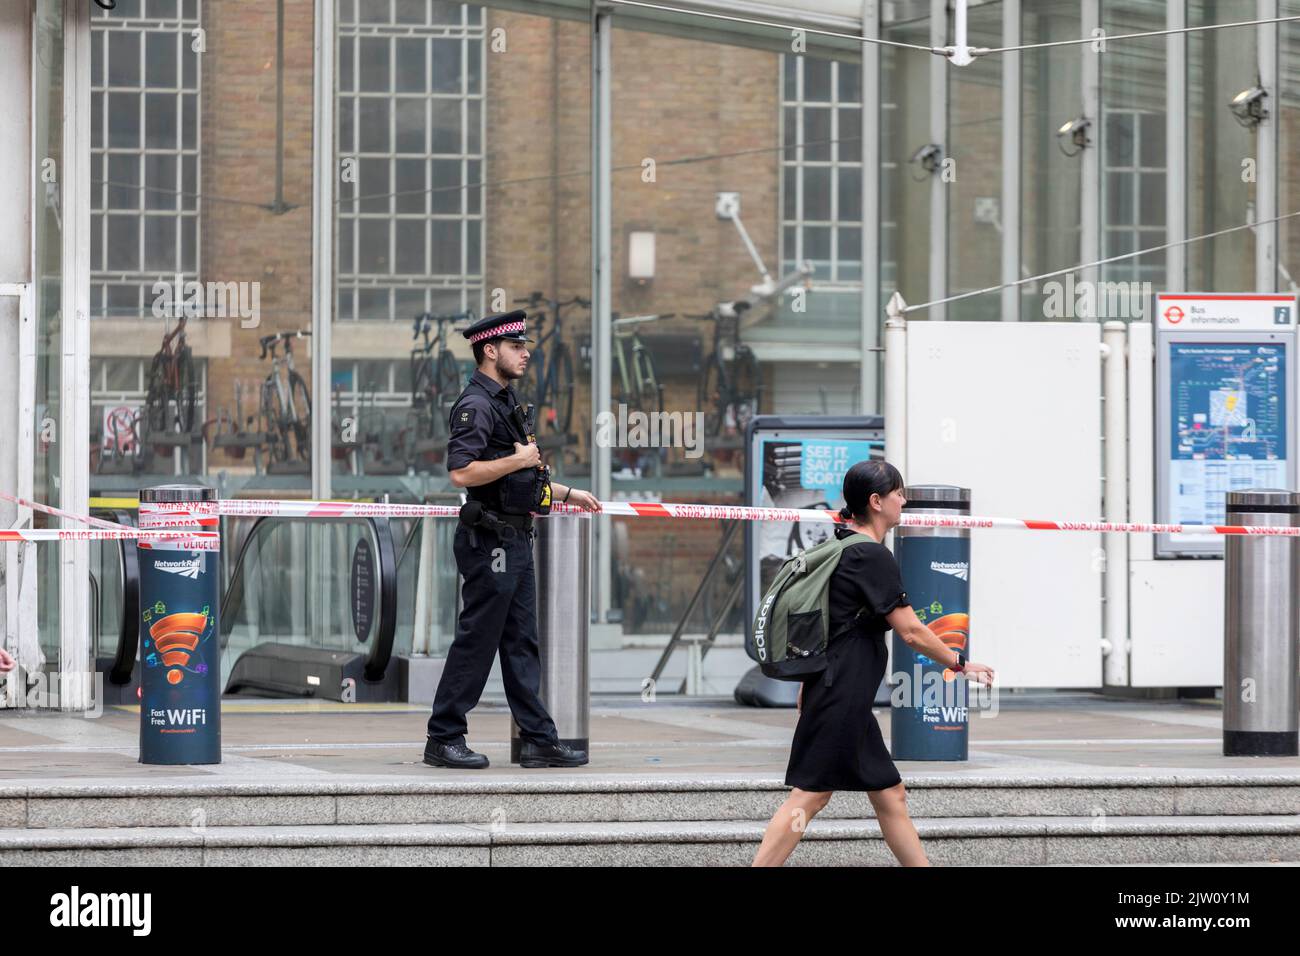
left=752, top=460, right=995, bottom=866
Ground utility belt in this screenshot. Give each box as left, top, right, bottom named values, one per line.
left=459, top=499, right=533, bottom=547
left=485, top=510, right=534, bottom=531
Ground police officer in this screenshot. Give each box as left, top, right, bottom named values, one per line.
left=424, top=310, right=602, bottom=770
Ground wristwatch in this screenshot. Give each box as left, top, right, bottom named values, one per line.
left=950, top=649, right=967, bottom=672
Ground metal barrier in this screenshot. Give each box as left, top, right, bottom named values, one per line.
left=511, top=513, right=590, bottom=760
left=1223, top=489, right=1300, bottom=756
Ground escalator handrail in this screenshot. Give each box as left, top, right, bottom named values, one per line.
left=366, top=516, right=398, bottom=682
left=92, top=508, right=139, bottom=686
left=219, top=513, right=398, bottom=682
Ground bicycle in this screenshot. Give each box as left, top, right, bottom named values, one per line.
left=612, top=312, right=673, bottom=416
left=410, top=309, right=472, bottom=442
left=512, top=291, right=589, bottom=435
left=690, top=302, right=762, bottom=437
left=258, top=329, right=311, bottom=466
left=144, top=315, right=197, bottom=438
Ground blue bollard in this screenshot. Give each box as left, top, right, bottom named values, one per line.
left=137, top=485, right=222, bottom=765
left=890, top=485, right=971, bottom=761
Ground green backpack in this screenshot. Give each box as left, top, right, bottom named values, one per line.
left=751, top=533, right=866, bottom=685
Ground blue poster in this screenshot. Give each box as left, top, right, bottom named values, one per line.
left=799, top=440, right=878, bottom=492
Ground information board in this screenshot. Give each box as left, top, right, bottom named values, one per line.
left=1155, top=294, right=1297, bottom=557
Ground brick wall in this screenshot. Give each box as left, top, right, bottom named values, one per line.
left=201, top=0, right=316, bottom=470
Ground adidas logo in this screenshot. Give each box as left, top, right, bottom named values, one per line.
left=154, top=557, right=202, bottom=580
left=930, top=560, right=968, bottom=582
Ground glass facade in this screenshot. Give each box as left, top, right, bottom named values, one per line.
left=882, top=14, right=932, bottom=311
left=947, top=1, right=1002, bottom=321
left=1284, top=2, right=1300, bottom=293
left=1100, top=0, right=1167, bottom=291
left=1021, top=1, right=1084, bottom=320
left=33, top=0, right=64, bottom=658
left=1187, top=0, right=1258, bottom=293
left=14, top=0, right=1295, bottom=668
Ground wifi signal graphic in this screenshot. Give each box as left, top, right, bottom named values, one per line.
left=149, top=612, right=209, bottom=685
left=927, top=612, right=969, bottom=681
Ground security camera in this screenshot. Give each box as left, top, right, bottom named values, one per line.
left=1056, top=116, right=1091, bottom=156
left=908, top=144, right=943, bottom=175
left=1229, top=85, right=1268, bottom=129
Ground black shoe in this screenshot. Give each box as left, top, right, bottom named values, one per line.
left=518, top=740, right=589, bottom=768
left=423, top=740, right=489, bottom=769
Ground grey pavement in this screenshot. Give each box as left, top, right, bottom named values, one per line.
left=0, top=691, right=1296, bottom=788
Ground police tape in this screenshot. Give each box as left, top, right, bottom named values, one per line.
left=0, top=491, right=218, bottom=544
left=0, top=528, right=220, bottom=543
left=5, top=489, right=1300, bottom=539
left=0, top=491, right=125, bottom=531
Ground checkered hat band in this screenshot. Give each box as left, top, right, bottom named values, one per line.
left=469, top=320, right=526, bottom=343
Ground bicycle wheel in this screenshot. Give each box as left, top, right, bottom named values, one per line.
left=434, top=350, right=462, bottom=413
left=410, top=355, right=433, bottom=406
left=128, top=411, right=152, bottom=473
left=545, top=343, right=574, bottom=434
left=289, top=371, right=312, bottom=460
left=261, top=379, right=289, bottom=463
left=144, top=353, right=170, bottom=433
left=630, top=343, right=662, bottom=417
left=175, top=347, right=197, bottom=434
left=731, top=346, right=762, bottom=431
left=698, top=353, right=727, bottom=437
left=516, top=347, right=542, bottom=410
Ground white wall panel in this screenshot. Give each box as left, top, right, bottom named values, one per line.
left=904, top=320, right=1104, bottom=687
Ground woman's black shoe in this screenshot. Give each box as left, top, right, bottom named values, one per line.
left=518, top=740, right=589, bottom=768
left=424, top=740, right=489, bottom=769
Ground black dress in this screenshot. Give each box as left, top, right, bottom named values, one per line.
left=783, top=526, right=911, bottom=792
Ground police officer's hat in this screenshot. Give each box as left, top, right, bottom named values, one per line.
left=462, top=309, right=534, bottom=345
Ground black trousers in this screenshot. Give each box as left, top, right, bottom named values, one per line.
left=426, top=523, right=559, bottom=747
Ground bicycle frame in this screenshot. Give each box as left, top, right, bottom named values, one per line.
left=260, top=330, right=310, bottom=424
left=612, top=312, right=671, bottom=406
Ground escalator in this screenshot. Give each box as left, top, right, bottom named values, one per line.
left=90, top=508, right=142, bottom=704
left=92, top=504, right=463, bottom=704
left=220, top=515, right=399, bottom=701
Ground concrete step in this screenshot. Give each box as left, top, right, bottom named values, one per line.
left=3, top=774, right=1299, bottom=829
left=1, top=814, right=1297, bottom=866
